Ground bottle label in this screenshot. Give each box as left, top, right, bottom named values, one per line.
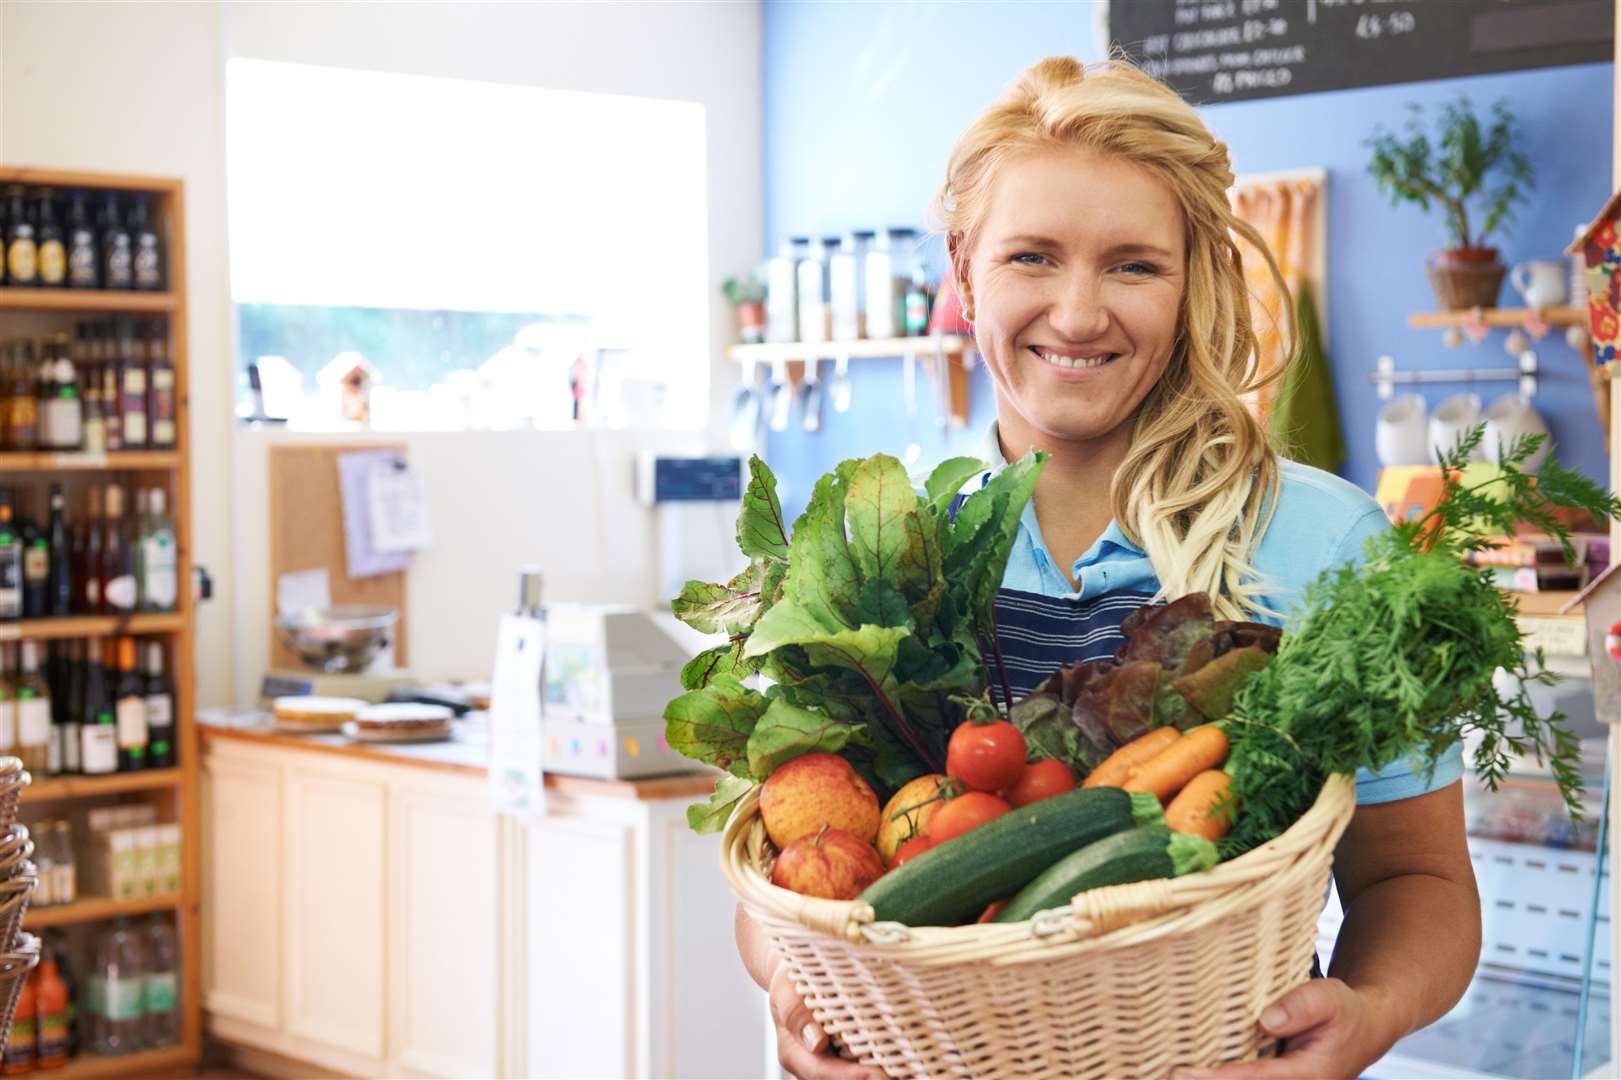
left=4, top=1016, right=35, bottom=1067
left=125, top=369, right=147, bottom=394
left=42, top=400, right=81, bottom=449
left=146, top=694, right=173, bottom=729
left=81, top=724, right=117, bottom=774
left=84, top=576, right=100, bottom=609
left=152, top=369, right=174, bottom=392
left=105, top=239, right=132, bottom=288
left=123, top=410, right=147, bottom=446
left=19, top=698, right=49, bottom=748
left=0, top=549, right=21, bottom=617
left=105, top=574, right=136, bottom=611
left=37, top=1009, right=67, bottom=1062
left=102, top=974, right=143, bottom=1021
left=61, top=721, right=80, bottom=772
left=142, top=538, right=177, bottom=609
left=144, top=971, right=176, bottom=1013
left=116, top=697, right=148, bottom=749
left=0, top=703, right=14, bottom=752
left=68, top=232, right=97, bottom=286
left=153, top=418, right=176, bottom=447
left=6, top=239, right=37, bottom=283
left=134, top=239, right=161, bottom=289
left=38, top=240, right=66, bottom=285
left=23, top=544, right=46, bottom=585
left=52, top=859, right=74, bottom=904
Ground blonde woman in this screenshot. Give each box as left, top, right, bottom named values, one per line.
left=737, top=58, right=1479, bottom=1079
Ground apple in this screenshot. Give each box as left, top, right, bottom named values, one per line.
left=771, top=826, right=885, bottom=900
left=875, top=774, right=957, bottom=862
left=759, top=752, right=880, bottom=848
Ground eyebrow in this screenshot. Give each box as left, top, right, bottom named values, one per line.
left=999, top=234, right=1176, bottom=260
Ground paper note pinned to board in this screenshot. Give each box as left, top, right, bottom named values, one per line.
left=276, top=568, right=331, bottom=616
left=368, top=458, right=433, bottom=554
left=337, top=451, right=413, bottom=579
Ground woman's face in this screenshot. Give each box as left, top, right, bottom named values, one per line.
left=955, top=146, right=1187, bottom=453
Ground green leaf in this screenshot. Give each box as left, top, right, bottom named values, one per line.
left=777, top=471, right=862, bottom=631
left=854, top=579, right=915, bottom=630
left=679, top=642, right=763, bottom=691
left=686, top=774, right=757, bottom=834
left=737, top=455, right=789, bottom=563
left=924, top=456, right=987, bottom=512
left=745, top=698, right=864, bottom=777
left=671, top=561, right=767, bottom=635
left=1173, top=645, right=1272, bottom=722
left=662, top=676, right=766, bottom=778
left=1010, top=693, right=1088, bottom=767
left=845, top=454, right=934, bottom=602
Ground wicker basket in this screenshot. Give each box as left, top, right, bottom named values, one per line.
left=723, top=773, right=1357, bottom=1079
left=0, top=933, right=39, bottom=1057
left=1426, top=258, right=1507, bottom=311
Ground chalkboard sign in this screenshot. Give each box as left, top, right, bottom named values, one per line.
left=1109, top=0, right=1612, bottom=105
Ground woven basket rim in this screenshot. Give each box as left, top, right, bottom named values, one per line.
left=722, top=772, right=1356, bottom=955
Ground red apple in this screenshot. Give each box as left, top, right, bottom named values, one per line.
left=771, top=826, right=885, bottom=900
left=759, top=752, right=880, bottom=848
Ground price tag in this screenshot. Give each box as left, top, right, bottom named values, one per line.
left=1518, top=616, right=1588, bottom=659
left=52, top=452, right=107, bottom=469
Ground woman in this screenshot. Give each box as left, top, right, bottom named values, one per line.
left=737, top=57, right=1480, bottom=1079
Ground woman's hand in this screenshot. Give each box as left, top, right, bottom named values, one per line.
left=736, top=904, right=887, bottom=1080
left=1179, top=978, right=1399, bottom=1080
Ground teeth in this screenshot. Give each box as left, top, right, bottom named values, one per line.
left=1033, top=347, right=1114, bottom=369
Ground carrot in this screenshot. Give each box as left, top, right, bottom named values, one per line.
left=976, top=898, right=1011, bottom=924
left=1123, top=724, right=1230, bottom=803
left=1083, top=727, right=1182, bottom=789
left=1165, top=769, right=1236, bottom=840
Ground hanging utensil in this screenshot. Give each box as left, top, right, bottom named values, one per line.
left=830, top=351, right=853, bottom=413
left=768, top=358, right=794, bottom=433
left=903, top=348, right=917, bottom=415
left=728, top=357, right=761, bottom=451
left=799, top=358, right=823, bottom=433
left=932, top=334, right=950, bottom=431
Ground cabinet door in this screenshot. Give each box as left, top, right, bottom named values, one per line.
left=389, top=775, right=500, bottom=1077
left=202, top=748, right=282, bottom=1029
left=283, top=765, right=388, bottom=1059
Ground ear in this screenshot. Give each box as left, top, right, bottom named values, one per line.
left=947, top=234, right=975, bottom=320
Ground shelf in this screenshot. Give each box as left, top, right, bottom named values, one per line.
left=1409, top=306, right=1587, bottom=329
left=22, top=768, right=181, bottom=804
left=24, top=892, right=180, bottom=930
left=0, top=614, right=185, bottom=642
left=727, top=334, right=974, bottom=362
left=0, top=451, right=179, bottom=472
left=0, top=288, right=177, bottom=314
left=32, top=1044, right=194, bottom=1079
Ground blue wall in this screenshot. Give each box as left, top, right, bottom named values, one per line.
left=760, top=0, right=1613, bottom=523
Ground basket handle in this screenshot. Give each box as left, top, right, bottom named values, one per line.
left=1031, top=878, right=1181, bottom=941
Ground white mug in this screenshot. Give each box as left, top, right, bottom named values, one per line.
left=1429, top=392, right=1483, bottom=464
left=1482, top=393, right=1550, bottom=472
left=1510, top=259, right=1568, bottom=309
left=1374, top=394, right=1430, bottom=467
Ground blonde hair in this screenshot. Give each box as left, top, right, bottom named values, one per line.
left=932, top=57, right=1293, bottom=620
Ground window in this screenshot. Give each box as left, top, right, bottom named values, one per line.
left=225, top=58, right=709, bottom=430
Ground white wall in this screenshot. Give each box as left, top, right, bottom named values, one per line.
left=1, top=1, right=764, bottom=705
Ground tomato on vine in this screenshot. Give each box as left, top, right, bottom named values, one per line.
left=947, top=719, right=1028, bottom=794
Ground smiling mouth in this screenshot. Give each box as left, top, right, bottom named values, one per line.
left=1029, top=346, right=1119, bottom=369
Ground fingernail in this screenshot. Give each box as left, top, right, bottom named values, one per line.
left=1260, top=1004, right=1288, bottom=1030
left=801, top=1022, right=823, bottom=1050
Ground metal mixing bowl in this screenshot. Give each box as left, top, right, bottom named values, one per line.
left=275, top=605, right=399, bottom=673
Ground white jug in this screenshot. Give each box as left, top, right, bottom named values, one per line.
left=1510, top=259, right=1568, bottom=309
left=1374, top=394, right=1430, bottom=467
left=1428, top=392, right=1483, bottom=464
left=1481, top=393, right=1550, bottom=472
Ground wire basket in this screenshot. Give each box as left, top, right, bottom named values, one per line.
left=0, top=933, right=39, bottom=1058
left=722, top=774, right=1356, bottom=1078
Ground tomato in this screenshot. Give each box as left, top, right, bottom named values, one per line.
left=927, top=791, right=1011, bottom=846
left=947, top=720, right=1029, bottom=793
left=1007, top=758, right=1077, bottom=808
left=889, top=835, right=933, bottom=868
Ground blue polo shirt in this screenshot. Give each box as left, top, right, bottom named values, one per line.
left=969, top=423, right=1463, bottom=806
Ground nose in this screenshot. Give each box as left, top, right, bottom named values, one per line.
left=1047, top=272, right=1110, bottom=342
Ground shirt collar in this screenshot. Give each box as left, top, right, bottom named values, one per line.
left=976, top=420, right=1145, bottom=560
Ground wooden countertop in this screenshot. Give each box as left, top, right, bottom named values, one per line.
left=199, top=723, right=718, bottom=801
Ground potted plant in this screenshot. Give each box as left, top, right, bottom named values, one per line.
left=1365, top=97, right=1534, bottom=311
left=722, top=273, right=768, bottom=344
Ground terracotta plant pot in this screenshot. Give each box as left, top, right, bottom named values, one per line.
left=736, top=300, right=766, bottom=345
left=1426, top=248, right=1507, bottom=310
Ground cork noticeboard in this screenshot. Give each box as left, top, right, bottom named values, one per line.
left=269, top=444, right=410, bottom=669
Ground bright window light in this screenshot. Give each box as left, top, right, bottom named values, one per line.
left=225, top=58, right=710, bottom=430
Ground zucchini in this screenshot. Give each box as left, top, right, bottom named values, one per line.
left=858, top=788, right=1162, bottom=927
left=992, top=824, right=1217, bottom=923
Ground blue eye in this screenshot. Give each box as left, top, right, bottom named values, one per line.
left=1118, top=261, right=1156, bottom=275
left=1011, top=253, right=1048, bottom=266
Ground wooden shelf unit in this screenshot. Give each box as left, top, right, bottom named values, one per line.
left=726, top=334, right=978, bottom=428
left=24, top=893, right=181, bottom=930
left=1407, top=306, right=1587, bottom=329
left=0, top=165, right=199, bottom=1075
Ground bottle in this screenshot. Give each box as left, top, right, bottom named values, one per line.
left=16, top=641, right=52, bottom=777
left=117, top=323, right=146, bottom=449
left=765, top=238, right=803, bottom=344
left=0, top=491, right=23, bottom=621
left=32, top=818, right=55, bottom=908
left=864, top=228, right=901, bottom=340
left=3, top=964, right=36, bottom=1073
left=65, top=191, right=98, bottom=290
left=33, top=945, right=68, bottom=1070
left=79, top=640, right=115, bottom=776
left=34, top=193, right=64, bottom=289
left=41, top=339, right=80, bottom=451
left=90, top=919, right=144, bottom=1054
left=75, top=487, right=101, bottom=615
left=99, top=486, right=134, bottom=615
left=7, top=341, right=38, bottom=451
left=796, top=236, right=831, bottom=344
left=137, top=490, right=176, bottom=614
left=80, top=346, right=105, bottom=455
left=129, top=197, right=162, bottom=292
left=48, top=931, right=79, bottom=1059
left=904, top=266, right=932, bottom=337
left=100, top=361, right=121, bottom=452
left=98, top=194, right=132, bottom=291
left=49, top=820, right=74, bottom=907
left=19, top=491, right=47, bottom=621
left=4, top=187, right=38, bottom=288
left=145, top=322, right=174, bottom=450
left=144, top=643, right=173, bottom=770
left=141, top=917, right=177, bottom=1049
left=829, top=232, right=868, bottom=341
left=54, top=641, right=80, bottom=778
left=0, top=645, right=14, bottom=760
left=113, top=638, right=146, bottom=772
